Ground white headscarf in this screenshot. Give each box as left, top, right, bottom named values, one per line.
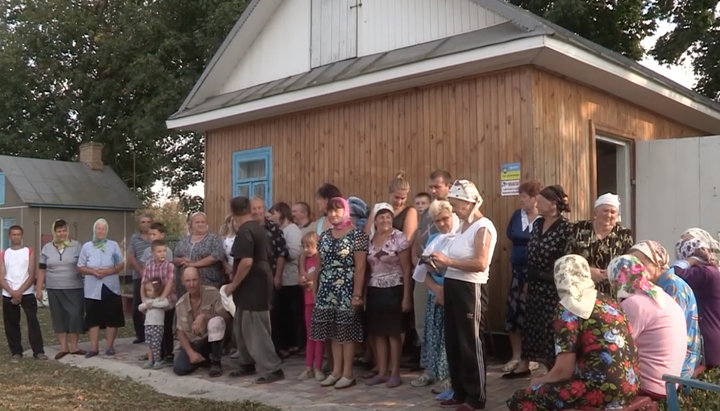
left=370, top=202, right=394, bottom=237
left=595, top=193, right=621, bottom=222
left=554, top=255, right=598, bottom=320
left=448, top=179, right=483, bottom=224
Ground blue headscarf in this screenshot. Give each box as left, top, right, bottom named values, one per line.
left=348, top=196, right=369, bottom=232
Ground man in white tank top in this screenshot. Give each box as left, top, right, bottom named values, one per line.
left=0, top=225, right=46, bottom=361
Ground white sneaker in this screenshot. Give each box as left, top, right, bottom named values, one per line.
left=320, top=374, right=340, bottom=387
left=334, top=376, right=356, bottom=389
left=298, top=369, right=313, bottom=380
left=313, top=369, right=325, bottom=381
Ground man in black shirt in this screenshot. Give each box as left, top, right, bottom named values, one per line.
left=224, top=196, right=284, bottom=384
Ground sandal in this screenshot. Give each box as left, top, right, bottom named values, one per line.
left=501, top=369, right=531, bottom=379
left=365, top=375, right=388, bottom=386
left=84, top=351, right=99, bottom=358
left=502, top=359, right=520, bottom=372
left=54, top=351, right=69, bottom=360
left=105, top=348, right=115, bottom=356
left=360, top=369, right=378, bottom=379
left=386, top=375, right=402, bottom=388
left=70, top=349, right=86, bottom=355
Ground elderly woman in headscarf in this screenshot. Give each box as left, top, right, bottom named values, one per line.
left=507, top=255, right=640, bottom=410
left=504, top=185, right=572, bottom=379
left=310, top=197, right=368, bottom=389
left=674, top=228, right=720, bottom=368
left=630, top=240, right=700, bottom=377
left=173, top=212, right=226, bottom=294
left=607, top=255, right=686, bottom=399
left=566, top=193, right=633, bottom=296
left=411, top=199, right=458, bottom=394
left=77, top=218, right=125, bottom=358
left=35, top=219, right=85, bottom=359
left=428, top=179, right=497, bottom=410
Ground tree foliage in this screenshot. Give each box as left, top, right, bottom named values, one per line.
left=0, top=0, right=249, bottom=206
left=508, top=0, right=659, bottom=60
left=651, top=0, right=720, bottom=100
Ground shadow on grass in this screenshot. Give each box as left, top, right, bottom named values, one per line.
left=0, top=305, right=277, bottom=410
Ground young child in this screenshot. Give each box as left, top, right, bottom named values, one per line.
left=297, top=232, right=324, bottom=381
left=414, top=192, right=432, bottom=215
left=140, top=222, right=173, bottom=265
left=138, top=280, right=169, bottom=369
left=141, top=239, right=176, bottom=362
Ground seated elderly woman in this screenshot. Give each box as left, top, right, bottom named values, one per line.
left=674, top=228, right=720, bottom=368
left=630, top=240, right=700, bottom=378
left=173, top=267, right=229, bottom=377
left=508, top=255, right=640, bottom=410
left=607, top=255, right=687, bottom=399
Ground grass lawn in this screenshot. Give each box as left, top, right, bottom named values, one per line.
left=0, top=303, right=276, bottom=410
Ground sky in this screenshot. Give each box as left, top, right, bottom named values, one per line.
left=639, top=21, right=696, bottom=89
left=154, top=22, right=699, bottom=204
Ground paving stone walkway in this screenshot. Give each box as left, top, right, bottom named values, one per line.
left=46, top=338, right=533, bottom=410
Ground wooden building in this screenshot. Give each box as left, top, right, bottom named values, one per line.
left=0, top=143, right=140, bottom=263
left=167, top=0, right=720, bottom=331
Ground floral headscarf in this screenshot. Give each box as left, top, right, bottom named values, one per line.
left=630, top=240, right=670, bottom=270
left=52, top=220, right=71, bottom=251
left=329, top=197, right=352, bottom=230
left=92, top=218, right=109, bottom=250
left=676, top=228, right=720, bottom=267
left=448, top=179, right=483, bottom=223
left=607, top=254, right=664, bottom=307
left=554, top=255, right=598, bottom=320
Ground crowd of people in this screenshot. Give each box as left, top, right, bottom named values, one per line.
left=1, top=169, right=719, bottom=411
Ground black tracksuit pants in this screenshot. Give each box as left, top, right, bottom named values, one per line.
left=443, top=278, right=486, bottom=408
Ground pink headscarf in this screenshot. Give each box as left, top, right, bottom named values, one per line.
left=329, top=197, right=353, bottom=230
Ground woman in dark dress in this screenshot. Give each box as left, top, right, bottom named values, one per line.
left=507, top=255, right=640, bottom=410
left=504, top=185, right=573, bottom=378
left=504, top=180, right=541, bottom=372
left=566, top=193, right=633, bottom=297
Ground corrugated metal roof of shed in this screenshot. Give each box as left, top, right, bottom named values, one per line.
left=0, top=155, right=141, bottom=211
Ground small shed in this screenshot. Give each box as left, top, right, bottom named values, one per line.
left=167, top=0, right=720, bottom=331
left=0, top=143, right=141, bottom=255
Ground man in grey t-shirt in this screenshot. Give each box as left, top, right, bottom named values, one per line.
left=128, top=214, right=152, bottom=343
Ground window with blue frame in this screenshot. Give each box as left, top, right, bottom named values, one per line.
left=232, top=147, right=272, bottom=208
left=0, top=172, right=5, bottom=205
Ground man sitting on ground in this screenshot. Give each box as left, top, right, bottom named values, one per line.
left=173, top=267, right=228, bottom=377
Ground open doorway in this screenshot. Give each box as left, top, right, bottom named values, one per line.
left=596, top=135, right=632, bottom=230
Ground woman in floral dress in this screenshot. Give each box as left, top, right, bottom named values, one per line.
left=504, top=185, right=573, bottom=378
left=566, top=193, right=633, bottom=296
left=310, top=197, right=368, bottom=389
left=507, top=255, right=640, bottom=410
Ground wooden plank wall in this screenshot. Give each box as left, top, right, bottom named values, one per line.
left=205, top=66, right=703, bottom=332
left=530, top=69, right=702, bottom=222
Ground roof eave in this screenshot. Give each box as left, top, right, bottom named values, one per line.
left=27, top=203, right=139, bottom=212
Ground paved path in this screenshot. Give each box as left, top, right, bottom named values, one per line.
left=45, top=338, right=533, bottom=410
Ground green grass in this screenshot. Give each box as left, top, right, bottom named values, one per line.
left=0, top=304, right=277, bottom=410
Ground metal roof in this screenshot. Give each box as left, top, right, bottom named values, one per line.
left=168, top=0, right=720, bottom=125
left=0, top=155, right=141, bottom=211
left=169, top=21, right=543, bottom=120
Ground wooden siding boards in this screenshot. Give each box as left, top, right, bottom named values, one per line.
left=205, top=66, right=702, bottom=331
